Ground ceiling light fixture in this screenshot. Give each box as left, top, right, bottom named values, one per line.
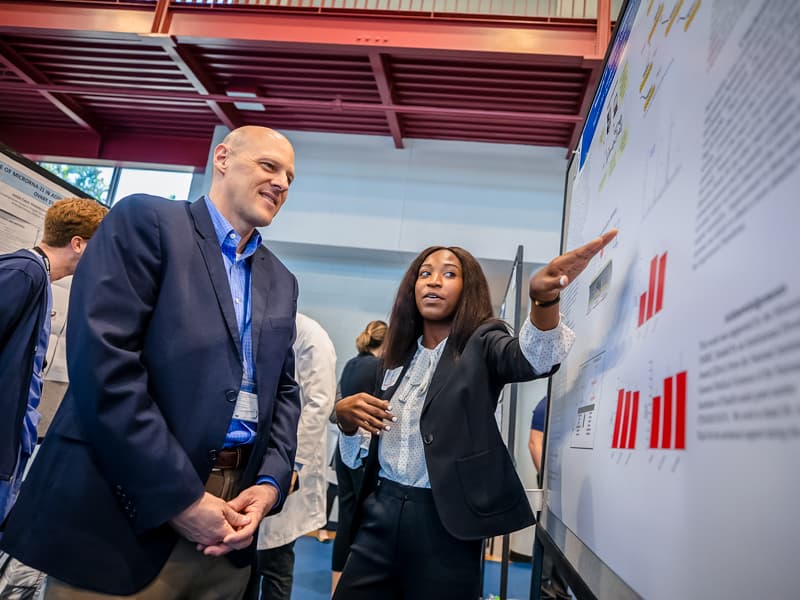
left=225, top=84, right=265, bottom=111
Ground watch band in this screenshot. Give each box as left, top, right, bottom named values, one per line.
left=532, top=294, right=560, bottom=308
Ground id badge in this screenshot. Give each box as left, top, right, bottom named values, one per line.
left=233, top=389, right=259, bottom=423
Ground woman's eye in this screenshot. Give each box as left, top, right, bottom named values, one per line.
left=419, top=271, right=430, bottom=278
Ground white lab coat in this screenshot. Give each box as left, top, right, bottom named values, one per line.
left=257, top=312, right=337, bottom=549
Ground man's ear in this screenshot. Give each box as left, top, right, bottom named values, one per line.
left=213, top=143, right=230, bottom=174
left=70, top=236, right=86, bottom=255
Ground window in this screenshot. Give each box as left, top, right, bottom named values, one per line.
left=113, top=168, right=193, bottom=205
left=38, top=162, right=195, bottom=207
left=39, top=162, right=113, bottom=205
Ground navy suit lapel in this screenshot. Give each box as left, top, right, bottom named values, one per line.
left=189, top=199, right=242, bottom=361
left=250, top=247, right=273, bottom=364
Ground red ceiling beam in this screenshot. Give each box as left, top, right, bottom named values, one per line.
left=0, top=2, right=604, bottom=59
left=390, top=64, right=588, bottom=80
left=566, top=61, right=601, bottom=155
left=368, top=52, right=403, bottom=149
left=0, top=40, right=102, bottom=136
left=399, top=83, right=581, bottom=98
left=392, top=73, right=587, bottom=89
left=152, top=35, right=243, bottom=130
left=167, top=10, right=604, bottom=60
left=409, top=133, right=568, bottom=147
left=1, top=125, right=101, bottom=159
left=151, top=0, right=171, bottom=35
left=0, top=81, right=584, bottom=124
left=596, top=0, right=612, bottom=57
left=0, top=2, right=153, bottom=35
left=2, top=124, right=211, bottom=168
left=396, top=94, right=579, bottom=111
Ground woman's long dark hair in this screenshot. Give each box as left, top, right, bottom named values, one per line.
left=382, top=246, right=496, bottom=368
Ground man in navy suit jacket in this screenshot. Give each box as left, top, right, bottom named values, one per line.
left=0, top=126, right=302, bottom=598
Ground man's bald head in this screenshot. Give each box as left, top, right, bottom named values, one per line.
left=208, top=126, right=296, bottom=240
left=220, top=126, right=291, bottom=154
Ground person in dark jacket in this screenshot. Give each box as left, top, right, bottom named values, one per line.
left=0, top=197, right=107, bottom=523
left=333, top=232, right=616, bottom=599
left=331, top=319, right=387, bottom=593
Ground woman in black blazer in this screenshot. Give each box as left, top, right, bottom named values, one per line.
left=331, top=320, right=386, bottom=592
left=333, top=233, right=616, bottom=599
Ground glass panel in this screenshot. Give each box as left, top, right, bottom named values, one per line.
left=112, top=168, right=194, bottom=205
left=38, top=162, right=113, bottom=205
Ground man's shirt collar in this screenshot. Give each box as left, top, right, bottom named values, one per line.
left=204, top=195, right=262, bottom=260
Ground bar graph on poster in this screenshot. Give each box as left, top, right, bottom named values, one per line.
left=543, top=0, right=800, bottom=598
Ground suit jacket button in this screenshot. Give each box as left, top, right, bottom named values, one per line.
left=208, top=449, right=217, bottom=461
left=423, top=433, right=434, bottom=445
left=225, top=389, right=238, bottom=403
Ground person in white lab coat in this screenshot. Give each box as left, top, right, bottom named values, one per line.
left=245, top=312, right=337, bottom=600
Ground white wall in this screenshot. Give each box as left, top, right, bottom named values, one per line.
left=273, top=247, right=406, bottom=375
left=266, top=131, right=566, bottom=264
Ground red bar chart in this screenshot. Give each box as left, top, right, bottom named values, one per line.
left=638, top=251, right=668, bottom=326
left=649, top=370, right=687, bottom=449
left=612, top=388, right=640, bottom=449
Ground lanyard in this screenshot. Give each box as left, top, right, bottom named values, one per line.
left=31, top=246, right=50, bottom=276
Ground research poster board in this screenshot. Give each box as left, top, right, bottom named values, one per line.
left=542, top=1, right=800, bottom=598
left=0, top=144, right=88, bottom=254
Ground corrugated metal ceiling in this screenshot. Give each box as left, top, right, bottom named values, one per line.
left=0, top=0, right=614, bottom=166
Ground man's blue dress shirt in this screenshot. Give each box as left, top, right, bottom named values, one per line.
left=204, top=197, right=280, bottom=498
